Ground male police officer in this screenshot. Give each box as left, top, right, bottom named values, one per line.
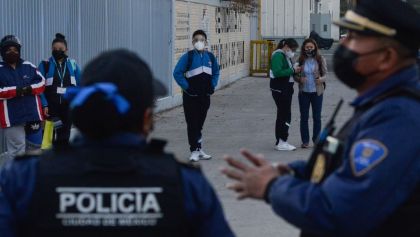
left=222, top=0, right=420, bottom=236
left=173, top=30, right=220, bottom=162
left=0, top=50, right=234, bottom=237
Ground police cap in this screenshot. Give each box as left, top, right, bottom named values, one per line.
left=335, top=0, right=420, bottom=55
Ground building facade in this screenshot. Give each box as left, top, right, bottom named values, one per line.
left=261, top=0, right=311, bottom=40
left=166, top=0, right=252, bottom=110
left=316, top=0, right=340, bottom=40
left=261, top=0, right=340, bottom=41
left=0, top=0, right=255, bottom=111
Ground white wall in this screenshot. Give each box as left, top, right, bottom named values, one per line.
left=261, top=0, right=310, bottom=38
left=319, top=0, right=340, bottom=40
left=156, top=0, right=252, bottom=112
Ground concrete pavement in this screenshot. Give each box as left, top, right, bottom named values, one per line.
left=152, top=72, right=356, bottom=236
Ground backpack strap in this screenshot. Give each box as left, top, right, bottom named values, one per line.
left=207, top=51, right=217, bottom=70
left=69, top=59, right=77, bottom=72
left=42, top=60, right=50, bottom=76
left=186, top=50, right=195, bottom=72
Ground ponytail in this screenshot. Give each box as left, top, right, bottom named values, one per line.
left=276, top=38, right=299, bottom=50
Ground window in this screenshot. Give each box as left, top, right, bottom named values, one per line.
left=324, top=25, right=328, bottom=32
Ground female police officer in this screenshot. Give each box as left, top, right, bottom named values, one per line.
left=0, top=49, right=234, bottom=237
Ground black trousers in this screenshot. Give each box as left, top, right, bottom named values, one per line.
left=49, top=103, right=72, bottom=145
left=183, top=93, right=211, bottom=152
left=272, top=82, right=294, bottom=144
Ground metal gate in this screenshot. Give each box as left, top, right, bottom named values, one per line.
left=250, top=40, right=276, bottom=76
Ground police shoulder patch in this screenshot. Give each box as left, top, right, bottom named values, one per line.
left=350, top=139, right=388, bottom=177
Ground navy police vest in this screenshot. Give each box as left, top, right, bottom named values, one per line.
left=20, top=141, right=190, bottom=237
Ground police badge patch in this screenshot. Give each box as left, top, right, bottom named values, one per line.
left=350, top=139, right=388, bottom=177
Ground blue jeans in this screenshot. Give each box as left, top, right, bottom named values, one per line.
left=298, top=92, right=323, bottom=144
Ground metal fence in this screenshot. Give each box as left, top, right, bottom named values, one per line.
left=0, top=0, right=173, bottom=154
left=249, top=40, right=276, bottom=76
left=0, top=0, right=173, bottom=87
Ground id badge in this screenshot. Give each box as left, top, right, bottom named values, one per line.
left=57, top=87, right=67, bottom=95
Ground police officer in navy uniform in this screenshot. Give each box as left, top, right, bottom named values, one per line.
left=0, top=49, right=234, bottom=237
left=221, top=0, right=420, bottom=236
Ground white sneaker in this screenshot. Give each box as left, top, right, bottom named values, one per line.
left=198, top=149, right=212, bottom=160
left=189, top=151, right=201, bottom=162
left=275, top=140, right=296, bottom=151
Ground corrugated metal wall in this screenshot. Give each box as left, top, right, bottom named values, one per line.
left=0, top=0, right=172, bottom=155
left=261, top=0, right=310, bottom=38
left=0, top=0, right=173, bottom=92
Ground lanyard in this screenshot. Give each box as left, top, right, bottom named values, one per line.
left=53, top=60, right=67, bottom=84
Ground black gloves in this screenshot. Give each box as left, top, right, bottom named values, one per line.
left=23, top=86, right=32, bottom=95
left=16, top=87, right=24, bottom=97
left=16, top=86, right=32, bottom=97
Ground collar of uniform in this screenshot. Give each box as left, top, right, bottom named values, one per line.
left=351, top=66, right=419, bottom=108
left=78, top=132, right=147, bottom=148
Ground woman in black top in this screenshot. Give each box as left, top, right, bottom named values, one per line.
left=39, top=33, right=81, bottom=145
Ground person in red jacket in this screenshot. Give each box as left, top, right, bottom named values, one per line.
left=0, top=35, right=45, bottom=158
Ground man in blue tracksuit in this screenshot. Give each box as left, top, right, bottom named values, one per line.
left=0, top=35, right=45, bottom=158
left=173, top=30, right=220, bottom=162
left=0, top=49, right=234, bottom=237
left=222, top=1, right=420, bottom=236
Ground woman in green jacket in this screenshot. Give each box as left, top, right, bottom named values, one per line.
left=269, top=38, right=300, bottom=151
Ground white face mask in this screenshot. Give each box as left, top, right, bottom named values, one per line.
left=286, top=50, right=295, bottom=59
left=194, top=41, right=205, bottom=51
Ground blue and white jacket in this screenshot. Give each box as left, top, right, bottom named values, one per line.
left=173, top=50, right=220, bottom=96
left=0, top=60, right=45, bottom=128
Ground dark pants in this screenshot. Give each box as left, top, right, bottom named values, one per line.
left=49, top=104, right=72, bottom=145
left=272, top=82, right=294, bottom=144
left=298, top=92, right=323, bottom=144
left=183, top=93, right=210, bottom=152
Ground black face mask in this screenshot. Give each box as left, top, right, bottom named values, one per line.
left=52, top=50, right=67, bottom=61
left=3, top=51, right=20, bottom=64
left=305, top=49, right=316, bottom=57
left=333, top=45, right=383, bottom=89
